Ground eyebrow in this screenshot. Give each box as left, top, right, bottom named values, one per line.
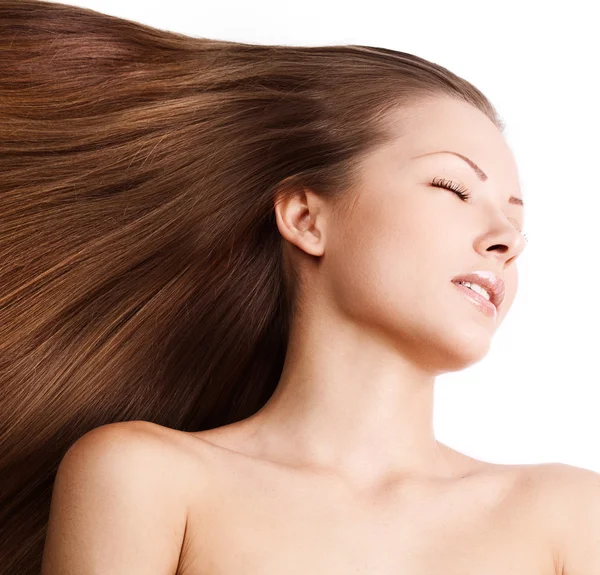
left=413, top=150, right=524, bottom=207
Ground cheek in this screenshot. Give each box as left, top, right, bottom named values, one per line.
left=324, top=191, right=455, bottom=333
left=326, top=223, right=432, bottom=325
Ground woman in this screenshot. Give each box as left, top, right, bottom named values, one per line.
left=1, top=1, right=598, bottom=574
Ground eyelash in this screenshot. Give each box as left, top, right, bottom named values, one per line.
left=431, top=177, right=471, bottom=201
left=430, top=177, right=528, bottom=242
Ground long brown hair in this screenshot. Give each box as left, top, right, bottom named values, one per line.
left=0, top=1, right=504, bottom=572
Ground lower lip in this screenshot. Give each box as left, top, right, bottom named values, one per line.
left=452, top=282, right=497, bottom=319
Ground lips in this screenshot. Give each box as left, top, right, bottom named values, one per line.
left=451, top=270, right=505, bottom=309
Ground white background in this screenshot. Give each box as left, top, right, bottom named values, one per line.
left=55, top=0, right=599, bottom=471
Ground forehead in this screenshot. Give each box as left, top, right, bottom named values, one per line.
left=380, top=96, right=522, bottom=194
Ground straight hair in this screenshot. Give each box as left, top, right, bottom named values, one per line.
left=0, top=1, right=504, bottom=572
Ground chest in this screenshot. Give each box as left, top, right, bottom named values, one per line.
left=176, top=469, right=557, bottom=575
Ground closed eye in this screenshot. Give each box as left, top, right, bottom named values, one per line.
left=430, top=177, right=471, bottom=201
left=430, top=177, right=524, bottom=233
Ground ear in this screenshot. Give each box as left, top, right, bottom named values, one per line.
left=273, top=187, right=327, bottom=257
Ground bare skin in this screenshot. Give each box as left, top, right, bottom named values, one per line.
left=169, top=423, right=560, bottom=575
left=42, top=96, right=600, bottom=573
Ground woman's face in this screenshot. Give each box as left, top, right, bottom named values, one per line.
left=320, top=96, right=527, bottom=373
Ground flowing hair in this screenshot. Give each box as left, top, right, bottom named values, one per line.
left=0, top=0, right=504, bottom=572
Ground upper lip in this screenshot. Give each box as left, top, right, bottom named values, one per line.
left=451, top=270, right=505, bottom=309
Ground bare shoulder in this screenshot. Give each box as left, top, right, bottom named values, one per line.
left=515, top=461, right=600, bottom=514
left=70, top=419, right=209, bottom=487
left=72, top=418, right=180, bottom=454
left=58, top=419, right=200, bottom=533
left=65, top=420, right=187, bottom=473
left=59, top=419, right=196, bottom=513
left=43, top=420, right=192, bottom=574
left=512, top=462, right=600, bottom=575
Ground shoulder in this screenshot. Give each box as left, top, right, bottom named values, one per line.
left=62, top=419, right=203, bottom=494
left=517, top=460, right=600, bottom=516
left=56, top=419, right=194, bottom=521
left=63, top=419, right=185, bottom=473
left=516, top=462, right=600, bottom=575
left=43, top=420, right=191, bottom=574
